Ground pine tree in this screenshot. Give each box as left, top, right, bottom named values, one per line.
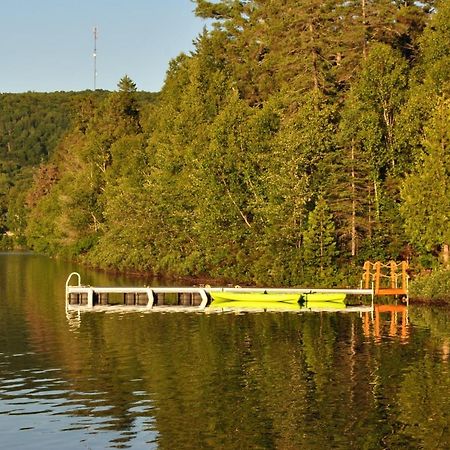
left=401, top=97, right=450, bottom=267
left=419, top=0, right=450, bottom=93
left=333, top=43, right=410, bottom=262
left=303, top=196, right=337, bottom=282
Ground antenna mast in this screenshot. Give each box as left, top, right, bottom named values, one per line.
left=93, top=26, right=98, bottom=90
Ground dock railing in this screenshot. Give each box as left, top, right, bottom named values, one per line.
left=363, top=261, right=409, bottom=303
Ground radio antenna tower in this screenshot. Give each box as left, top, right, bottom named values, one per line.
left=93, top=26, right=98, bottom=90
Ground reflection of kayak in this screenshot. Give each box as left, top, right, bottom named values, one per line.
left=210, top=292, right=302, bottom=304
left=210, top=299, right=302, bottom=310
left=303, top=293, right=346, bottom=310
left=303, top=293, right=346, bottom=303
left=303, top=300, right=346, bottom=310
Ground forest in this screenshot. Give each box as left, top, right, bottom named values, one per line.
left=1, top=0, right=449, bottom=288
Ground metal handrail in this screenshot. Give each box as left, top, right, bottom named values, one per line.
left=65, top=272, right=81, bottom=299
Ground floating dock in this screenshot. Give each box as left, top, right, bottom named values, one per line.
left=65, top=272, right=375, bottom=314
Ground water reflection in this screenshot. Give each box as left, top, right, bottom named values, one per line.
left=362, top=304, right=410, bottom=342
left=0, top=254, right=449, bottom=449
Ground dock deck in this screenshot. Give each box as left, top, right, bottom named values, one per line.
left=65, top=272, right=374, bottom=314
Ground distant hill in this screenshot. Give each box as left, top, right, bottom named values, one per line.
left=1, top=91, right=105, bottom=170
left=0, top=90, right=157, bottom=238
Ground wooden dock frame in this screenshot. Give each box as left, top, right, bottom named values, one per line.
left=362, top=261, right=409, bottom=304
left=65, top=272, right=375, bottom=314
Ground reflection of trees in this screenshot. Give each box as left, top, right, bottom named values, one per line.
left=396, top=357, right=449, bottom=449
left=2, top=254, right=450, bottom=448
left=410, top=306, right=450, bottom=359
left=392, top=306, right=450, bottom=449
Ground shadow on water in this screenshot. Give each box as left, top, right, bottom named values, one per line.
left=0, top=253, right=449, bottom=449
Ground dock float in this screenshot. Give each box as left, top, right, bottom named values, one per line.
left=65, top=272, right=375, bottom=314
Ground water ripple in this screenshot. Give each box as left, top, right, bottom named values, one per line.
left=1, top=256, right=449, bottom=449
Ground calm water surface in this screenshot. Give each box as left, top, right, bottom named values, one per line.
left=0, top=253, right=449, bottom=449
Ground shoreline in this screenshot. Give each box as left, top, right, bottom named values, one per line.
left=3, top=250, right=449, bottom=304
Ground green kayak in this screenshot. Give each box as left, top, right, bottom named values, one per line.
left=210, top=291, right=302, bottom=303
left=210, top=291, right=302, bottom=309
left=209, top=291, right=346, bottom=310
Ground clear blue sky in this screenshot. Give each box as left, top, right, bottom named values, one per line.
left=0, top=0, right=207, bottom=93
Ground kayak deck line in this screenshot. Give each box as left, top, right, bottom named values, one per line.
left=65, top=272, right=374, bottom=313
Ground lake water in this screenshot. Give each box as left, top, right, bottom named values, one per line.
left=0, top=253, right=449, bottom=449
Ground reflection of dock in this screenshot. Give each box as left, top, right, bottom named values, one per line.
left=65, top=273, right=374, bottom=313
left=363, top=304, right=409, bottom=341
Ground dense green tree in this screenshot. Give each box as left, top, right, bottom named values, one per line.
left=333, top=43, right=410, bottom=264
left=8, top=0, right=449, bottom=281
left=247, top=92, right=337, bottom=284
left=401, top=97, right=450, bottom=267
left=419, top=0, right=450, bottom=93
left=303, top=196, right=338, bottom=282
left=394, top=0, right=450, bottom=171
left=138, top=38, right=236, bottom=276
left=195, top=0, right=434, bottom=101
left=25, top=133, right=98, bottom=255
left=23, top=78, right=152, bottom=258
left=0, top=92, right=84, bottom=242
left=89, top=135, right=154, bottom=270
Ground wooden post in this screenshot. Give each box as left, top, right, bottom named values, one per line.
left=363, top=261, right=371, bottom=289
left=374, top=261, right=381, bottom=295
left=443, top=243, right=449, bottom=268
left=401, top=261, right=408, bottom=293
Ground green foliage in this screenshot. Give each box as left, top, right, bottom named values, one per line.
left=0, top=91, right=111, bottom=247
left=2, top=1, right=449, bottom=285
left=0, top=92, right=78, bottom=166
left=303, top=197, right=337, bottom=284
left=409, top=269, right=450, bottom=302
left=419, top=0, right=450, bottom=92
left=348, top=43, right=409, bottom=175
left=401, top=97, right=450, bottom=260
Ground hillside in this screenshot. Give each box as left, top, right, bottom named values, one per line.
left=0, top=90, right=157, bottom=244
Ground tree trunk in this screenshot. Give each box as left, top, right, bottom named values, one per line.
left=362, top=0, right=367, bottom=59
left=367, top=182, right=372, bottom=240
left=309, top=22, right=319, bottom=91
left=373, top=178, right=380, bottom=220
left=351, top=142, right=356, bottom=257
left=320, top=217, right=324, bottom=274
left=443, top=243, right=449, bottom=269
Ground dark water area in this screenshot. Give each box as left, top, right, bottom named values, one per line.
left=0, top=253, right=449, bottom=449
